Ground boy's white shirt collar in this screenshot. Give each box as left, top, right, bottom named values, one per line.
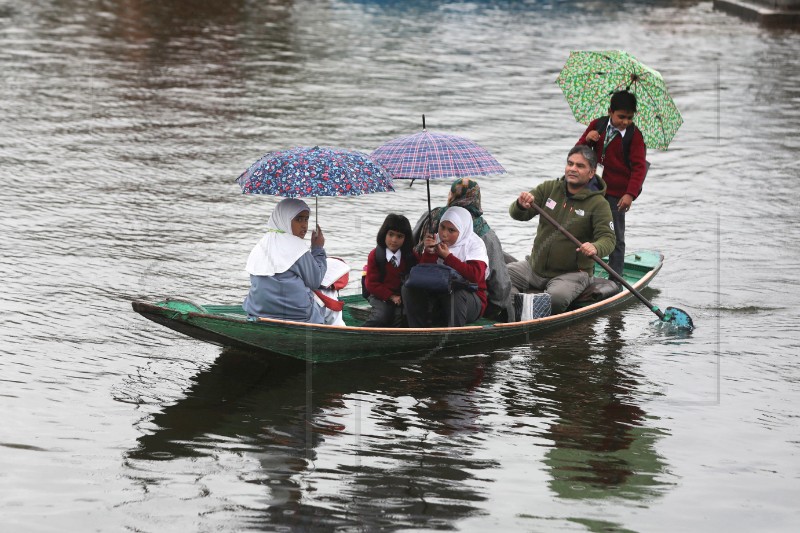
left=607, top=120, right=627, bottom=137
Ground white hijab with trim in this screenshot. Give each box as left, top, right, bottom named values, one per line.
left=438, top=206, right=490, bottom=279
left=245, top=198, right=310, bottom=276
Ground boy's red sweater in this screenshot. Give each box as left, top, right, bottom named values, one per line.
left=577, top=117, right=648, bottom=199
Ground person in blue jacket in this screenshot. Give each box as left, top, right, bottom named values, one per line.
left=243, top=198, right=327, bottom=323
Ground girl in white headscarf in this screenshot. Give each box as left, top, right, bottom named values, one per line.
left=402, top=206, right=489, bottom=327
left=243, top=198, right=328, bottom=323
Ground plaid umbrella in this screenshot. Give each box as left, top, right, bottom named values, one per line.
left=556, top=50, right=683, bottom=150
left=237, top=146, right=394, bottom=198
left=370, top=131, right=506, bottom=181
left=370, top=120, right=506, bottom=220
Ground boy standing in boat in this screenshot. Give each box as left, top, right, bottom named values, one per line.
left=508, top=146, right=616, bottom=314
left=575, top=90, right=647, bottom=276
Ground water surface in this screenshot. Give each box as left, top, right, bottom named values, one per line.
left=1, top=1, right=799, bottom=531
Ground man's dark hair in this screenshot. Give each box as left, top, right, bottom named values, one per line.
left=609, top=90, right=637, bottom=113
left=568, top=145, right=597, bottom=169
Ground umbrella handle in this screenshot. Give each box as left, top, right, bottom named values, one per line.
left=426, top=180, right=432, bottom=230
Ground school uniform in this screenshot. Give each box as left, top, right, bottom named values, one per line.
left=362, top=246, right=413, bottom=327
left=242, top=199, right=327, bottom=323
left=577, top=118, right=647, bottom=275
left=402, top=207, right=489, bottom=328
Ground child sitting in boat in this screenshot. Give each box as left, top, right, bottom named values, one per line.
left=362, top=214, right=418, bottom=327
left=412, top=177, right=514, bottom=322
left=242, top=198, right=328, bottom=324
left=402, top=207, right=489, bottom=327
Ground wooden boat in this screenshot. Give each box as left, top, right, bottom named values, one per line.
left=132, top=250, right=663, bottom=363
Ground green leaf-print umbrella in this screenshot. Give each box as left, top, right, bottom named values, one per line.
left=556, top=50, right=683, bottom=151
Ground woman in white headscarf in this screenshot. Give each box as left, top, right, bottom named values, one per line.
left=411, top=177, right=514, bottom=322
left=402, top=206, right=489, bottom=327
left=243, top=198, right=328, bottom=323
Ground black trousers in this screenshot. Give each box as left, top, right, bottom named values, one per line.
left=363, top=296, right=403, bottom=327
left=605, top=194, right=626, bottom=276
left=401, top=286, right=482, bottom=328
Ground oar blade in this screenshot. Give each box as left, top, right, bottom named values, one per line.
left=662, top=306, right=694, bottom=331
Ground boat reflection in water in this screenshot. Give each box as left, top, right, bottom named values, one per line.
left=124, top=310, right=672, bottom=529
left=125, top=349, right=505, bottom=530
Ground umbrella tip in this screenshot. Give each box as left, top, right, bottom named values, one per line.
left=422, top=114, right=426, bottom=131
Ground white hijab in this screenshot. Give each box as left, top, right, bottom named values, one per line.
left=245, top=198, right=311, bottom=276
left=438, top=206, right=490, bottom=279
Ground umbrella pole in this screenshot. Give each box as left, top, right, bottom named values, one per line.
left=426, top=179, right=432, bottom=232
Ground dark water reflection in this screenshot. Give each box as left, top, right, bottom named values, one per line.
left=127, top=351, right=501, bottom=529
left=124, top=315, right=668, bottom=530
left=537, top=317, right=669, bottom=503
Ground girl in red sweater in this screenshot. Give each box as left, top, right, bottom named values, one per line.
left=362, top=214, right=418, bottom=327
left=402, top=207, right=489, bottom=328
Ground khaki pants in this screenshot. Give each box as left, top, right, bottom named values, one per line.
left=507, top=260, right=590, bottom=314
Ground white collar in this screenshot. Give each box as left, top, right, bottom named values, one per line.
left=607, top=121, right=627, bottom=138
left=385, top=248, right=401, bottom=263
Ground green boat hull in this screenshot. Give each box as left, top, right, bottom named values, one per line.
left=132, top=250, right=663, bottom=363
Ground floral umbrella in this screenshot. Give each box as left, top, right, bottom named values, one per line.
left=556, top=50, right=683, bottom=150
left=236, top=146, right=394, bottom=218
left=237, top=145, right=393, bottom=197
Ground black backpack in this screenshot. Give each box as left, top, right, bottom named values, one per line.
left=361, top=247, right=387, bottom=299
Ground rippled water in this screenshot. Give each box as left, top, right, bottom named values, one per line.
left=2, top=1, right=799, bottom=531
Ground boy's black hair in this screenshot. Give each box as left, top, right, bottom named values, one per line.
left=609, top=90, right=637, bottom=113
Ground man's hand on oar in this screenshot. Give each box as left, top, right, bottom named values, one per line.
left=577, top=242, right=598, bottom=257
left=516, top=191, right=534, bottom=209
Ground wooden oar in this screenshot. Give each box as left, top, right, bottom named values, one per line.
left=529, top=201, right=694, bottom=331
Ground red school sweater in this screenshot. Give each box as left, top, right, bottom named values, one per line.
left=577, top=117, right=648, bottom=199
left=364, top=248, right=415, bottom=302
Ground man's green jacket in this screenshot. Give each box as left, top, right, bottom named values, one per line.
left=509, top=176, right=616, bottom=278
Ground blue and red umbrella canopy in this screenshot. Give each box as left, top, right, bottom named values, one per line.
left=237, top=146, right=394, bottom=198
left=370, top=131, right=506, bottom=181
